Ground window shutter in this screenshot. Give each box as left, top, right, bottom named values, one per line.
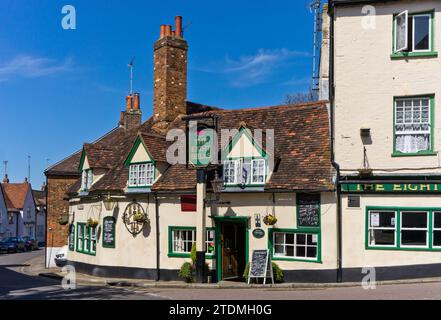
left=395, top=10, right=408, bottom=52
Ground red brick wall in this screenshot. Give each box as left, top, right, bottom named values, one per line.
left=46, top=175, right=78, bottom=247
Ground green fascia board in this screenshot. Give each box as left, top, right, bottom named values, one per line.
left=124, top=135, right=156, bottom=167
left=222, top=126, right=268, bottom=160
left=78, top=147, right=87, bottom=172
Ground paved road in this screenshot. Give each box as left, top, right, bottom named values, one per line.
left=0, top=250, right=164, bottom=300
left=2, top=250, right=441, bottom=300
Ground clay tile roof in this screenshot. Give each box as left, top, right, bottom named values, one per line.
left=2, top=182, right=30, bottom=210
left=139, top=133, right=170, bottom=163
left=83, top=144, right=115, bottom=169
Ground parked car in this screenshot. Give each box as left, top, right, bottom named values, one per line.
left=0, top=237, right=26, bottom=253
left=22, top=236, right=39, bottom=251
left=54, top=245, right=68, bottom=267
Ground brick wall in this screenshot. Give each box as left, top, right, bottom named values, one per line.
left=153, top=36, right=188, bottom=125
left=46, top=175, right=78, bottom=247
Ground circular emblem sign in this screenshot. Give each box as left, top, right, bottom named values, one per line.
left=123, top=202, right=149, bottom=235
left=252, top=228, right=265, bottom=239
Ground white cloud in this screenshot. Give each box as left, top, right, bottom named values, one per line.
left=0, top=55, right=74, bottom=82
left=195, top=49, right=309, bottom=88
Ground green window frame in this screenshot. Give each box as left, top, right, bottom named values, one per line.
left=391, top=10, right=437, bottom=59
left=366, top=206, right=441, bottom=251
left=268, top=228, right=322, bottom=263
left=168, top=226, right=215, bottom=259
left=76, top=222, right=97, bottom=256
left=392, top=95, right=435, bottom=157
left=68, top=224, right=75, bottom=251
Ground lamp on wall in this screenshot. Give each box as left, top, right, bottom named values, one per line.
left=210, top=170, right=224, bottom=195
left=103, top=192, right=117, bottom=211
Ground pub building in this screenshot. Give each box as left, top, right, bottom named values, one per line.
left=55, top=16, right=339, bottom=283
left=328, top=0, right=441, bottom=281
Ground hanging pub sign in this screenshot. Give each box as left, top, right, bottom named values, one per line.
left=297, top=194, right=320, bottom=228
left=102, top=216, right=116, bottom=248
left=187, top=120, right=216, bottom=168
left=68, top=224, right=75, bottom=251
left=341, top=183, right=441, bottom=193
left=247, top=249, right=274, bottom=284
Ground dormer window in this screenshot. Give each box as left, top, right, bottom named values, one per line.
left=81, top=169, right=93, bottom=191
left=128, top=163, right=154, bottom=187
left=223, top=158, right=266, bottom=185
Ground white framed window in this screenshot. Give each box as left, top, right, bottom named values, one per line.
left=129, top=163, right=154, bottom=187
left=77, top=223, right=84, bottom=252
left=172, top=229, right=195, bottom=253
left=394, top=11, right=432, bottom=53
left=81, top=170, right=93, bottom=191
left=433, top=212, right=441, bottom=248
left=394, top=97, right=431, bottom=154
left=223, top=158, right=266, bottom=185
left=400, top=211, right=429, bottom=248
left=368, top=210, right=396, bottom=247
left=206, top=229, right=215, bottom=255
left=273, top=232, right=318, bottom=260
left=90, top=226, right=97, bottom=254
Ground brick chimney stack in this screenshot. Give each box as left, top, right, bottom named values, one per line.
left=153, top=16, right=188, bottom=131
left=120, top=93, right=142, bottom=130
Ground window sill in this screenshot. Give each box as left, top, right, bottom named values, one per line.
left=76, top=250, right=96, bottom=256
left=168, top=252, right=214, bottom=259
left=271, top=256, right=322, bottom=264
left=391, top=51, right=438, bottom=59
left=366, top=246, right=441, bottom=252
left=391, top=151, right=437, bottom=157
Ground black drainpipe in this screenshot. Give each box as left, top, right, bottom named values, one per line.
left=154, top=193, right=160, bottom=281
left=328, top=1, right=343, bottom=283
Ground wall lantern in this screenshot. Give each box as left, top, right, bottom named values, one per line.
left=103, top=193, right=117, bottom=211
left=210, top=170, right=224, bottom=195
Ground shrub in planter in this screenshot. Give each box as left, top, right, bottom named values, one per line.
left=87, top=218, right=99, bottom=227
left=133, top=211, right=148, bottom=223
left=243, top=262, right=284, bottom=283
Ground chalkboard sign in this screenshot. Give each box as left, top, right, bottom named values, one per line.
left=297, top=194, right=320, bottom=227
left=68, top=224, right=75, bottom=251
left=102, top=216, right=116, bottom=248
left=247, top=249, right=274, bottom=284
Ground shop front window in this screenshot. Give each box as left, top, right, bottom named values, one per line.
left=368, top=211, right=397, bottom=247
left=273, top=231, right=318, bottom=261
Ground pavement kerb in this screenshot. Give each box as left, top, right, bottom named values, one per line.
left=20, top=255, right=441, bottom=290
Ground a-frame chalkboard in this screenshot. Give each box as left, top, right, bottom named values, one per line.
left=247, top=249, right=274, bottom=285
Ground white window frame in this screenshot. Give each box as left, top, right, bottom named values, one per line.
left=412, top=13, right=432, bottom=53
left=205, top=229, right=215, bottom=256
left=433, top=212, right=441, bottom=248
left=90, top=226, right=97, bottom=254
left=128, top=163, right=154, bottom=187
left=172, top=229, right=195, bottom=254
left=77, top=224, right=84, bottom=252
left=400, top=211, right=429, bottom=248
left=394, top=10, right=408, bottom=52
left=273, top=232, right=318, bottom=261
left=223, top=158, right=266, bottom=186
left=251, top=159, right=266, bottom=184
left=368, top=210, right=397, bottom=247
left=81, top=169, right=93, bottom=191
left=394, top=97, right=431, bottom=154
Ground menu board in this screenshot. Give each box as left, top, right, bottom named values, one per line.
left=249, top=250, right=270, bottom=278
left=297, top=194, right=320, bottom=227
left=102, top=216, right=116, bottom=248
left=68, top=224, right=75, bottom=251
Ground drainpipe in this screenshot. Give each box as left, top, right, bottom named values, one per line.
left=154, top=193, right=160, bottom=281
left=329, top=1, right=343, bottom=283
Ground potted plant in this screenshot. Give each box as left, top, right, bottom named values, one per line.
left=133, top=211, right=148, bottom=223
left=58, top=214, right=69, bottom=226
left=263, top=214, right=278, bottom=226
left=87, top=218, right=99, bottom=227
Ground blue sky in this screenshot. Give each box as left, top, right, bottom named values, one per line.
left=0, top=0, right=317, bottom=188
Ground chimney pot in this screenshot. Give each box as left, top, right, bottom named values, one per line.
left=175, top=16, right=183, bottom=38
left=164, top=25, right=172, bottom=37
left=160, top=25, right=166, bottom=39
left=126, top=95, right=133, bottom=110
left=133, top=93, right=140, bottom=110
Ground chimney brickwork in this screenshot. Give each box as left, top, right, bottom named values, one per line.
left=153, top=16, right=188, bottom=130
left=120, top=93, right=142, bottom=130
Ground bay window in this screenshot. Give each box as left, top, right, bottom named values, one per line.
left=223, top=158, right=266, bottom=185
left=129, top=163, right=154, bottom=187
left=394, top=97, right=432, bottom=155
